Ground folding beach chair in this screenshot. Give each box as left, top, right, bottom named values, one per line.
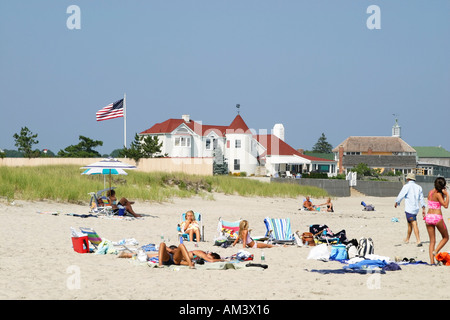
left=215, top=218, right=241, bottom=245
left=263, top=217, right=296, bottom=245
left=79, top=227, right=136, bottom=252
left=88, top=187, right=115, bottom=215
left=79, top=227, right=103, bottom=249
left=177, top=212, right=204, bottom=242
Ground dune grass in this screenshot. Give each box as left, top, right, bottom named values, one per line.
left=0, top=165, right=328, bottom=203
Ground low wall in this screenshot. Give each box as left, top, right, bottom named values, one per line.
left=0, top=157, right=213, bottom=176
left=353, top=180, right=403, bottom=197
left=271, top=177, right=433, bottom=197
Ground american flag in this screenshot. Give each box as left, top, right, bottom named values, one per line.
left=96, top=99, right=124, bottom=121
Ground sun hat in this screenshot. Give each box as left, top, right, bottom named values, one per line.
left=406, top=172, right=416, bottom=181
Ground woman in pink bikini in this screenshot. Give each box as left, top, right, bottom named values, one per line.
left=423, top=177, right=449, bottom=264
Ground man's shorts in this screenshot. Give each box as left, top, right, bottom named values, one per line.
left=405, top=212, right=417, bottom=223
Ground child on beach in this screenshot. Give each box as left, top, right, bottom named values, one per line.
left=423, top=177, right=449, bottom=265
left=232, top=220, right=274, bottom=249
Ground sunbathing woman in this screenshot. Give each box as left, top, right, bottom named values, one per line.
left=189, top=250, right=224, bottom=263
left=107, top=189, right=141, bottom=218
left=180, top=210, right=201, bottom=242
left=119, top=243, right=195, bottom=268
left=423, top=177, right=449, bottom=264
left=232, top=220, right=274, bottom=249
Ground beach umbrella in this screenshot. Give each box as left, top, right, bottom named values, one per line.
left=81, top=157, right=137, bottom=190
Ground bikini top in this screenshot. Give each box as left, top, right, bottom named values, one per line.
left=428, top=190, right=442, bottom=210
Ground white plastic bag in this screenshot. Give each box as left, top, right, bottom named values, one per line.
left=307, top=244, right=330, bottom=260
left=137, top=249, right=148, bottom=262
left=70, top=227, right=85, bottom=238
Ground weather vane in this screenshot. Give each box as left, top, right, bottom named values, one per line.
left=236, top=104, right=240, bottom=114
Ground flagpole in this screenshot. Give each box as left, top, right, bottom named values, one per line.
left=123, top=93, right=127, bottom=149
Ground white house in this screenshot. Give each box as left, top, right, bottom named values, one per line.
left=139, top=114, right=335, bottom=176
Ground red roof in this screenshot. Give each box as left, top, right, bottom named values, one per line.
left=140, top=118, right=228, bottom=136
left=227, top=115, right=251, bottom=133
left=256, top=134, right=333, bottom=161
left=140, top=115, right=251, bottom=136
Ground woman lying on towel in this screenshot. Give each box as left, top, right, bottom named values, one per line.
left=189, top=250, right=224, bottom=264
left=232, top=220, right=275, bottom=249
left=119, top=243, right=195, bottom=268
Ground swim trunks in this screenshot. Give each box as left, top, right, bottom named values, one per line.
left=405, top=212, right=417, bottom=222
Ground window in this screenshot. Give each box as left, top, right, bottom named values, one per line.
left=235, top=140, right=241, bottom=148
left=234, top=159, right=240, bottom=170
left=174, top=136, right=190, bottom=147
left=206, top=138, right=211, bottom=150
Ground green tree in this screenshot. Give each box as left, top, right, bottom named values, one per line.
left=13, top=127, right=39, bottom=158
left=312, top=133, right=333, bottom=153
left=351, top=163, right=380, bottom=178
left=58, top=135, right=103, bottom=157
left=120, top=134, right=164, bottom=163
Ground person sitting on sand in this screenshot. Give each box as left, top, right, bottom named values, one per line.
left=232, top=220, right=274, bottom=249
left=180, top=210, right=201, bottom=242
left=303, top=196, right=316, bottom=211
left=107, top=189, right=141, bottom=218
left=318, top=198, right=334, bottom=212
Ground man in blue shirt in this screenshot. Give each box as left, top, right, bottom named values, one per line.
left=395, top=173, right=425, bottom=246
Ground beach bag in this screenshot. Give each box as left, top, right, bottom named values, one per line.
left=330, top=244, right=348, bottom=261
left=357, top=237, right=374, bottom=258
left=301, top=232, right=315, bottom=246
left=307, top=244, right=330, bottom=260
left=347, top=245, right=358, bottom=259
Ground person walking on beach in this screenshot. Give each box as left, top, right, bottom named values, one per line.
left=395, top=173, right=425, bottom=246
left=423, top=177, right=449, bottom=265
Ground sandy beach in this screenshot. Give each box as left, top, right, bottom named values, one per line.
left=1, top=193, right=449, bottom=301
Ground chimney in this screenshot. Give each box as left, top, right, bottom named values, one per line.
left=182, top=115, right=190, bottom=122
left=339, top=145, right=344, bottom=174
left=297, top=149, right=304, bottom=154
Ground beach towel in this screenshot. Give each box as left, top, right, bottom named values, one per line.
left=147, top=261, right=256, bottom=270
left=308, top=268, right=386, bottom=275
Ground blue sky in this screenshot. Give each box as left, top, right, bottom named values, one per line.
left=1, top=1, right=449, bottom=155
